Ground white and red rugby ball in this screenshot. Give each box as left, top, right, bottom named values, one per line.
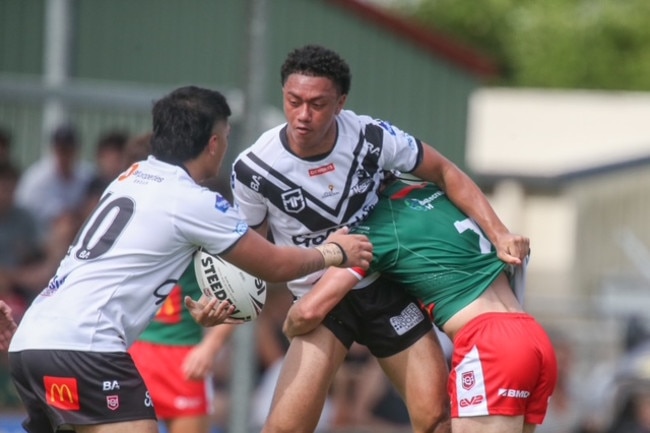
left=193, top=248, right=267, bottom=321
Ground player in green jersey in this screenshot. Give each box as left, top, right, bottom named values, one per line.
left=130, top=264, right=234, bottom=433
left=284, top=176, right=557, bottom=433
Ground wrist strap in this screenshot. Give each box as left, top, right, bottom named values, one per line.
left=315, top=242, right=347, bottom=267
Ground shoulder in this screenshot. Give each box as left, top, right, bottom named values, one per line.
left=338, top=109, right=375, bottom=129
left=236, top=124, right=285, bottom=160
left=338, top=110, right=404, bottom=140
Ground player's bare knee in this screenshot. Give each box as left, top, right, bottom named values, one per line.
left=413, top=404, right=451, bottom=433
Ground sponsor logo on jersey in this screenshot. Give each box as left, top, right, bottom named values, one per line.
left=462, top=371, right=476, bottom=390
left=118, top=163, right=139, bottom=181
left=406, top=135, right=417, bottom=151
left=366, top=143, right=381, bottom=156
left=350, top=178, right=374, bottom=196
left=459, top=395, right=484, bottom=407
left=498, top=388, right=531, bottom=398
left=235, top=221, right=248, bottom=235
left=44, top=376, right=80, bottom=411
left=102, top=380, right=120, bottom=391
left=309, top=163, right=335, bottom=176
left=117, top=163, right=164, bottom=183
left=292, top=227, right=338, bottom=248
left=321, top=185, right=340, bottom=199
left=154, top=284, right=182, bottom=324
left=404, top=191, right=445, bottom=211
left=174, top=396, right=203, bottom=410
left=214, top=194, right=231, bottom=212
left=376, top=119, right=396, bottom=136
left=40, top=273, right=68, bottom=297
left=389, top=303, right=424, bottom=335
left=107, top=395, right=120, bottom=411
left=250, top=175, right=262, bottom=192
left=144, top=391, right=154, bottom=407
left=281, top=189, right=306, bottom=213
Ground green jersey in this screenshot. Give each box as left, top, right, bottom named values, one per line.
left=352, top=180, right=506, bottom=328
left=138, top=264, right=203, bottom=346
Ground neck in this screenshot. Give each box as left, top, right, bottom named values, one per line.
left=181, top=159, right=206, bottom=183
left=289, top=121, right=338, bottom=159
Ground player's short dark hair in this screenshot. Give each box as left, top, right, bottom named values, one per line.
left=281, top=44, right=351, bottom=95
left=51, top=124, right=79, bottom=149
left=150, top=86, right=231, bottom=165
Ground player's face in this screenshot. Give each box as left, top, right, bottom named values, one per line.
left=282, top=74, right=346, bottom=157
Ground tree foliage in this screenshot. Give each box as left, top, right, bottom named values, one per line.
left=390, top=0, right=650, bottom=90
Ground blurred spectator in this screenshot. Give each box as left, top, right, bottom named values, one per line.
left=331, top=344, right=410, bottom=430
left=92, top=129, right=128, bottom=185
left=0, top=162, right=40, bottom=268
left=607, top=387, right=650, bottom=433
left=0, top=272, right=25, bottom=326
left=605, top=341, right=650, bottom=433
left=77, top=130, right=129, bottom=222
left=625, top=315, right=650, bottom=353
left=14, top=124, right=93, bottom=241
left=0, top=127, right=12, bottom=164
left=11, top=211, right=82, bottom=300
left=124, top=131, right=152, bottom=167
left=536, top=329, right=584, bottom=433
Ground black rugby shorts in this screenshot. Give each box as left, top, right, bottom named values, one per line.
left=322, top=276, right=433, bottom=358
left=9, top=350, right=156, bottom=433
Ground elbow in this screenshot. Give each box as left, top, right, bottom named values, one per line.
left=287, top=303, right=324, bottom=336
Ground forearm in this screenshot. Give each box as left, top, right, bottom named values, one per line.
left=441, top=167, right=509, bottom=243
left=200, top=323, right=237, bottom=354
left=224, top=228, right=372, bottom=283
left=283, top=268, right=358, bottom=338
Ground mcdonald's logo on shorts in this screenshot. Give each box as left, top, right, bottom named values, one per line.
left=44, top=376, right=80, bottom=411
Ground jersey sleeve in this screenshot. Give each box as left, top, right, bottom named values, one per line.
left=366, top=116, right=423, bottom=173
left=175, top=186, right=248, bottom=255
left=230, top=155, right=268, bottom=227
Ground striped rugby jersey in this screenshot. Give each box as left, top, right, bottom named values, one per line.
left=231, top=109, right=423, bottom=297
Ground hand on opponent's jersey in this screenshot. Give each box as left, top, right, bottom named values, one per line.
left=322, top=227, right=373, bottom=269
left=493, top=232, right=530, bottom=266
left=184, top=295, right=245, bottom=327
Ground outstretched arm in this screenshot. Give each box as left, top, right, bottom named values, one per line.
left=222, top=226, right=373, bottom=283
left=0, top=301, right=17, bottom=351
left=283, top=268, right=360, bottom=339
left=413, top=144, right=530, bottom=265
left=182, top=324, right=237, bottom=380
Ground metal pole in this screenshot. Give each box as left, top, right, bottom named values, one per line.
left=229, top=0, right=269, bottom=433
left=43, top=0, right=72, bottom=151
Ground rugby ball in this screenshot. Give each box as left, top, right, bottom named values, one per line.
left=193, top=248, right=267, bottom=321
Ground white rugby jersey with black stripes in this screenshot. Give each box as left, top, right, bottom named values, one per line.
left=231, top=109, right=423, bottom=298
left=10, top=156, right=248, bottom=353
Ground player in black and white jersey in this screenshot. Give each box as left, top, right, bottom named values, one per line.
left=7, top=86, right=372, bottom=433
left=231, top=45, right=529, bottom=433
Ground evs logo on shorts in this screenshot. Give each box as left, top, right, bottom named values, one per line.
left=44, top=376, right=80, bottom=411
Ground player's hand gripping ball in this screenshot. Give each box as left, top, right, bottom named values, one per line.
left=193, top=248, right=267, bottom=321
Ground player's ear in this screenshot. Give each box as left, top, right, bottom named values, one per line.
left=335, top=94, right=347, bottom=114
left=207, top=134, right=220, bottom=157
